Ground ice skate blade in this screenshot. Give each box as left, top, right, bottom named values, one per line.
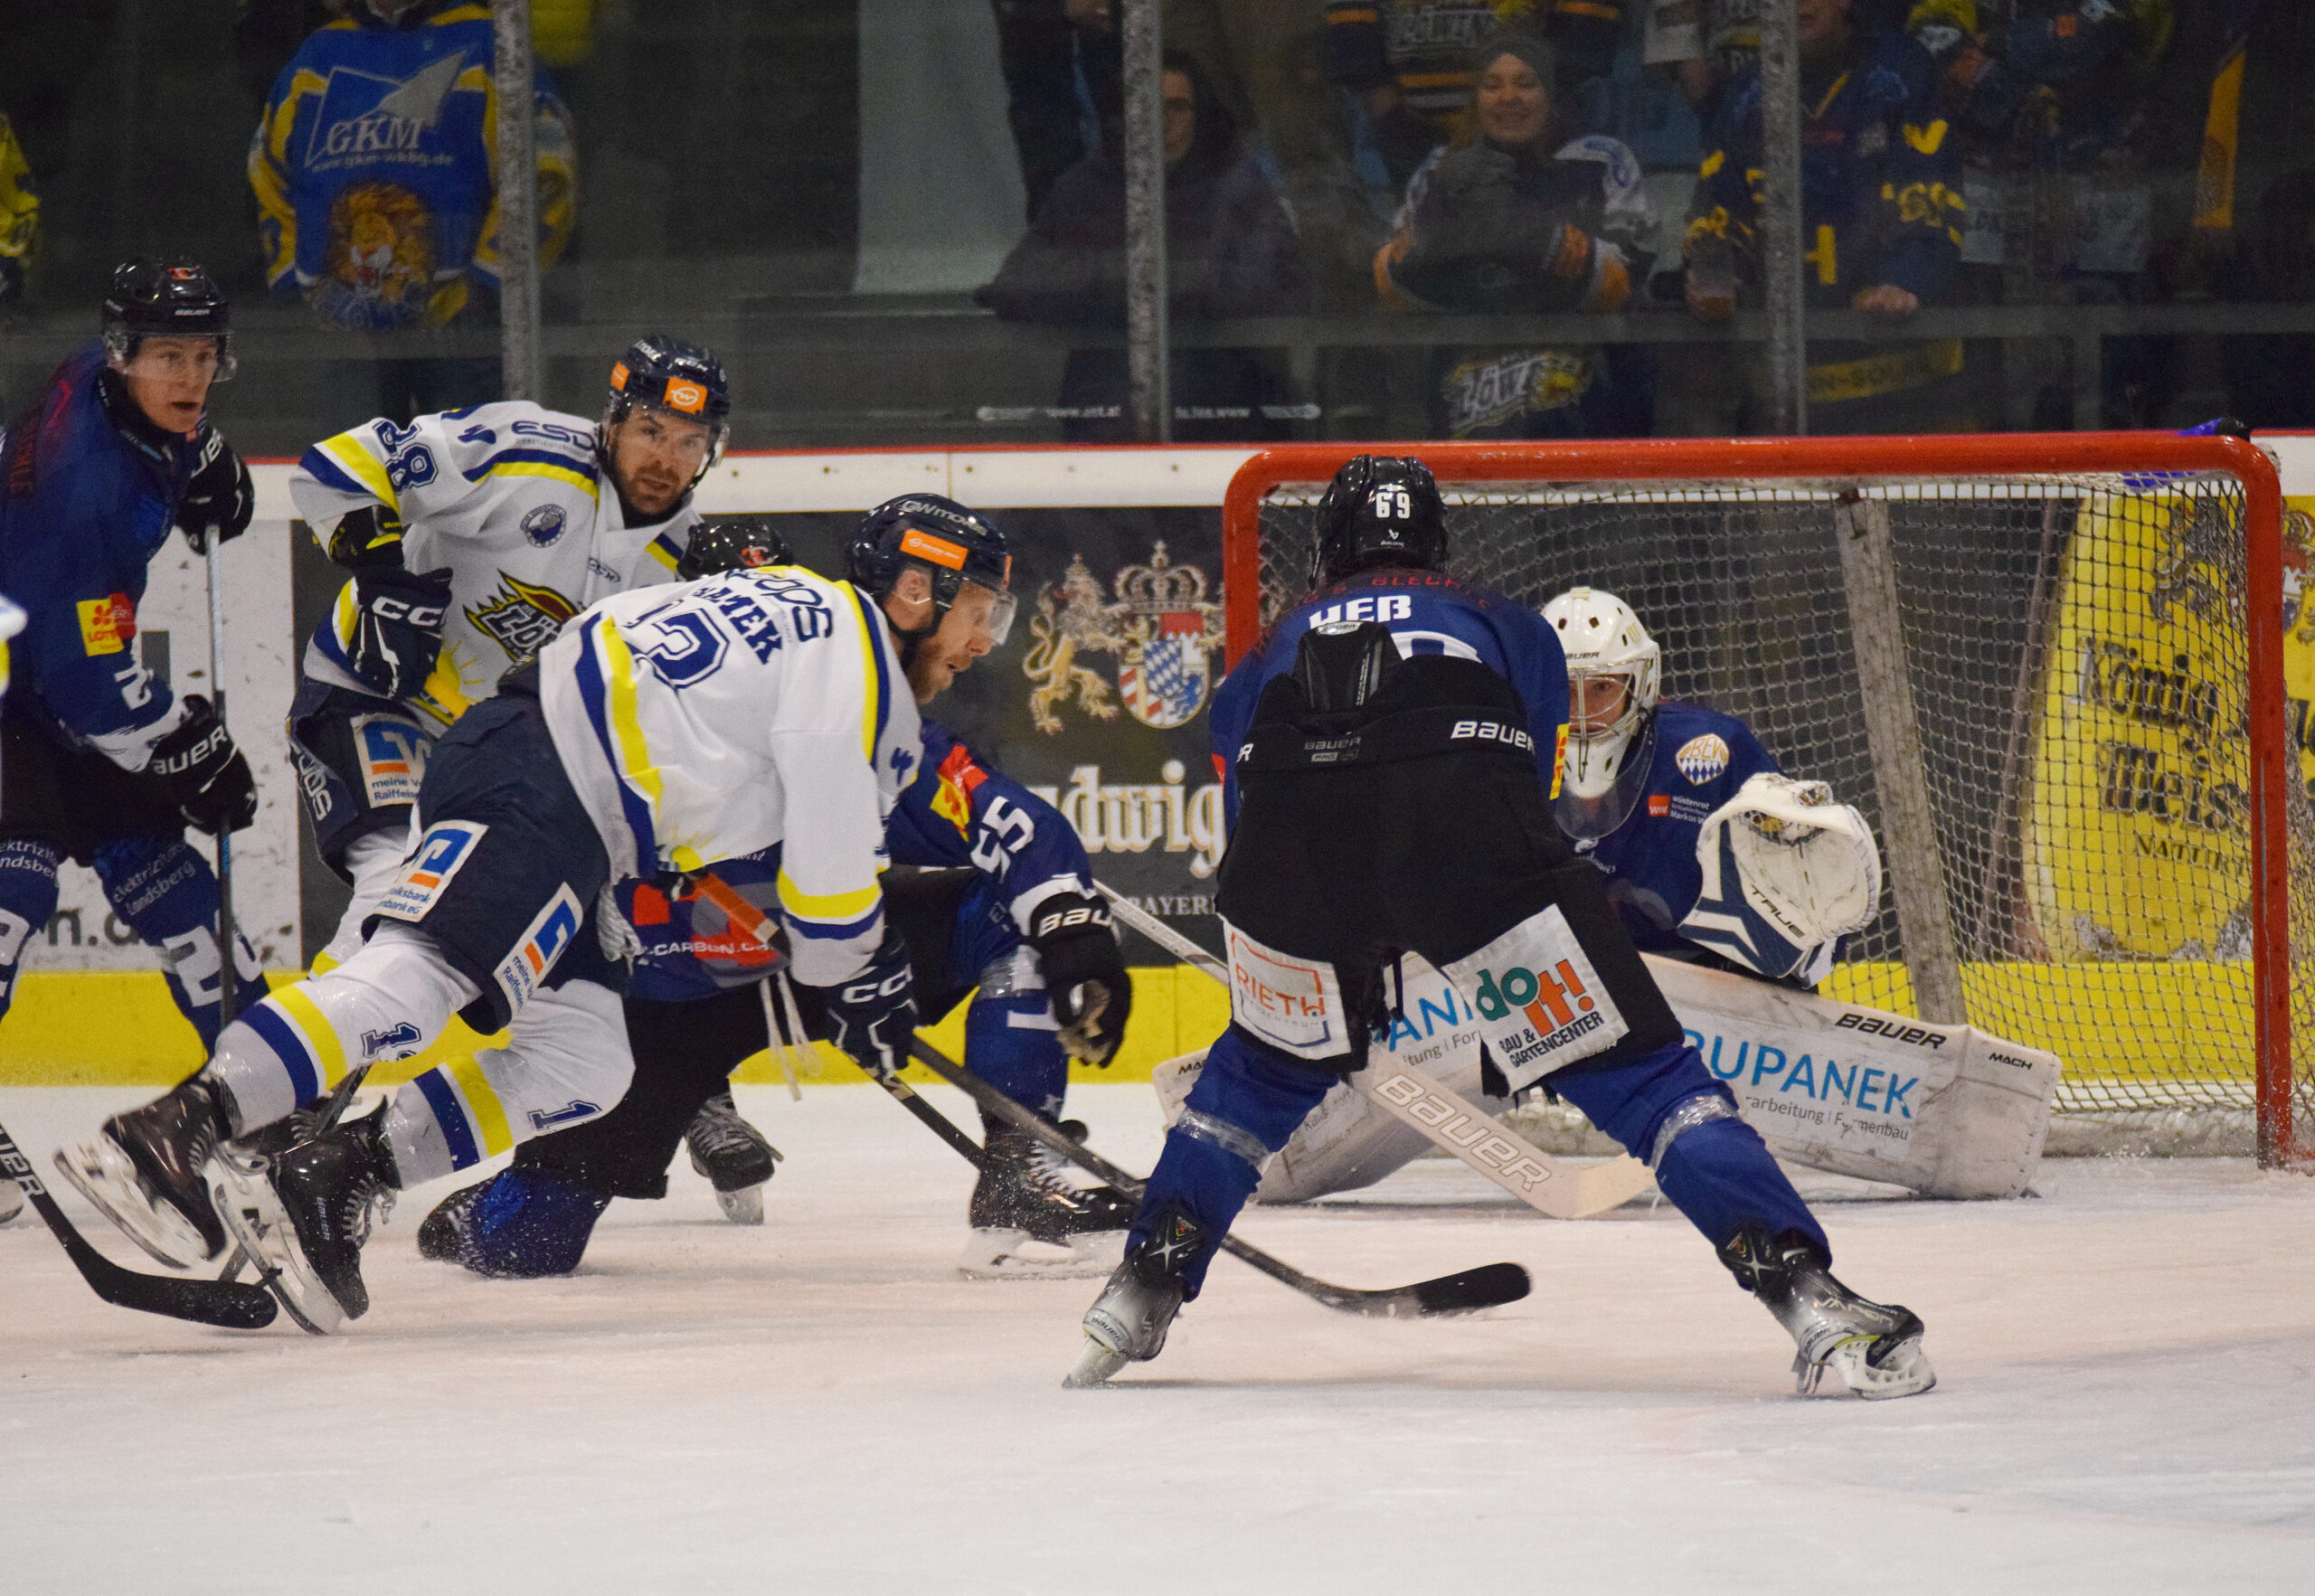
left=1063, top=1337, right=1131, bottom=1388
left=205, top=1156, right=344, bottom=1336
left=715, top=1184, right=765, bottom=1226
left=52, top=1138, right=214, bottom=1270
left=959, top=1226, right=1123, bottom=1280
left=1802, top=1335, right=1936, bottom=1400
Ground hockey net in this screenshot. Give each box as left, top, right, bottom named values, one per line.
left=1222, top=437, right=2312, bottom=1166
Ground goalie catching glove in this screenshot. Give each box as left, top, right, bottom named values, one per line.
left=1680, top=773, right=1881, bottom=982
left=145, top=694, right=257, bottom=835
left=1027, top=892, right=1130, bottom=1065
left=825, top=926, right=918, bottom=1081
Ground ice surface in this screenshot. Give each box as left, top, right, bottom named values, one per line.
left=4, top=1083, right=2311, bottom=1594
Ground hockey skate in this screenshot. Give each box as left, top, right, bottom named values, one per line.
left=685, top=1091, right=780, bottom=1226
left=1065, top=1204, right=1208, bottom=1387
left=209, top=1104, right=397, bottom=1334
left=962, top=1119, right=1134, bottom=1280
left=1720, top=1224, right=1935, bottom=1400
left=52, top=1076, right=232, bottom=1269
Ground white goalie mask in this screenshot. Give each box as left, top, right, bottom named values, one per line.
left=1542, top=587, right=1662, bottom=802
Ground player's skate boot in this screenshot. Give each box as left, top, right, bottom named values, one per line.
left=962, top=1119, right=1135, bottom=1279
left=685, top=1091, right=780, bottom=1225
left=1720, top=1223, right=1935, bottom=1400
left=1065, top=1203, right=1208, bottom=1387
left=52, top=1075, right=233, bottom=1268
left=209, top=1103, right=398, bottom=1334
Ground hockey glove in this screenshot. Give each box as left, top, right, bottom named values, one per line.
left=345, top=565, right=454, bottom=700
left=146, top=694, right=257, bottom=835
left=1028, top=892, right=1130, bottom=1066
left=179, top=428, right=254, bottom=553
left=824, top=927, right=918, bottom=1081
left=321, top=504, right=409, bottom=571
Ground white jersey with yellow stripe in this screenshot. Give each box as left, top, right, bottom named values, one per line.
left=536, top=567, right=922, bottom=987
left=288, top=401, right=698, bottom=729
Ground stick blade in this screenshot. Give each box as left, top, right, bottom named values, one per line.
left=35, top=1195, right=279, bottom=1330
left=1410, top=1261, right=1530, bottom=1317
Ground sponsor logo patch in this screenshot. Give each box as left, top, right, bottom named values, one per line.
left=520, top=504, right=568, bottom=547
left=1676, top=733, right=1731, bottom=785
left=663, top=379, right=708, bottom=415
left=77, top=594, right=136, bottom=655
left=898, top=528, right=968, bottom=570
left=1835, top=1012, right=1948, bottom=1050
left=1649, top=794, right=1671, bottom=817
left=1224, top=922, right=1347, bottom=1060
left=1444, top=906, right=1630, bottom=1091
left=373, top=820, right=487, bottom=923
left=351, top=714, right=429, bottom=808
left=493, top=883, right=584, bottom=1014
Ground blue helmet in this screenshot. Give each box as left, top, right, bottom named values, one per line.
left=604, top=335, right=730, bottom=478
left=845, top=494, right=1016, bottom=653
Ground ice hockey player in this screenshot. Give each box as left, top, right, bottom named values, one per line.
left=415, top=496, right=1137, bottom=1279
left=1543, top=586, right=1880, bottom=987
left=280, top=334, right=728, bottom=977
left=1067, top=454, right=1932, bottom=1399
left=0, top=260, right=262, bottom=1074
left=60, top=550, right=924, bottom=1332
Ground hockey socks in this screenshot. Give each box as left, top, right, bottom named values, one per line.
left=1552, top=1041, right=1828, bottom=1261
left=1131, top=1027, right=1335, bottom=1298
left=205, top=924, right=477, bottom=1133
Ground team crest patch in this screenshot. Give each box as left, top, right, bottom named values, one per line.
left=468, top=573, right=581, bottom=661
left=494, top=883, right=584, bottom=1015
left=374, top=821, right=487, bottom=923
left=1676, top=734, right=1731, bottom=786
left=1022, top=542, right=1225, bottom=732
left=521, top=505, right=568, bottom=547
left=351, top=714, right=429, bottom=808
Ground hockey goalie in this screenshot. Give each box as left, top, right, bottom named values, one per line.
left=1159, top=587, right=2059, bottom=1205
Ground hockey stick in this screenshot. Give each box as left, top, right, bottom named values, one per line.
left=906, top=1037, right=1528, bottom=1319
left=1092, top=883, right=1653, bottom=1220
left=203, top=535, right=240, bottom=1028
left=0, top=1117, right=277, bottom=1330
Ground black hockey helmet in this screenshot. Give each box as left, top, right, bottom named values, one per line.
left=102, top=259, right=236, bottom=381
left=845, top=494, right=1016, bottom=654
left=678, top=516, right=792, bottom=581
left=1311, top=455, right=1446, bottom=586
left=604, top=334, right=731, bottom=477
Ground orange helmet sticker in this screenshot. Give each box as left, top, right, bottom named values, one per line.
left=609, top=361, right=630, bottom=390
left=664, top=379, right=707, bottom=415
left=899, top=528, right=969, bottom=570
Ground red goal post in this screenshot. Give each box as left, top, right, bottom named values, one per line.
left=1220, top=434, right=2304, bottom=1168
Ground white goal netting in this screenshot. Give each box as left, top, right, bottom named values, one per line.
left=1245, top=468, right=2315, bottom=1160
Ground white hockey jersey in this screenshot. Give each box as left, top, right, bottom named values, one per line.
left=536, top=568, right=923, bottom=987
left=288, top=401, right=699, bottom=728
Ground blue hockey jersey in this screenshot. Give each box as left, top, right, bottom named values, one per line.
left=1558, top=700, right=1781, bottom=955
left=626, top=717, right=1094, bottom=1004
left=249, top=5, right=577, bottom=330
left=0, top=345, right=197, bottom=770
left=1208, top=568, right=1573, bottom=818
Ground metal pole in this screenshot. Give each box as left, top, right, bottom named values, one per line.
left=1121, top=0, right=1169, bottom=442
left=1756, top=0, right=1808, bottom=434
left=493, top=0, right=543, bottom=402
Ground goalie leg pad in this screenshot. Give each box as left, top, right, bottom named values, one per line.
left=1552, top=1043, right=1828, bottom=1260
left=1132, top=1025, right=1336, bottom=1298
